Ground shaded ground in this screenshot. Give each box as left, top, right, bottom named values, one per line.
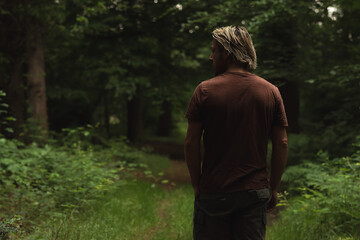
left=137, top=140, right=190, bottom=185
left=163, top=160, right=191, bottom=184
left=139, top=140, right=185, bottom=161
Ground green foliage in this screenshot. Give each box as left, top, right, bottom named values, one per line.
left=60, top=124, right=107, bottom=150
left=1, top=0, right=359, bottom=144
left=154, top=185, right=194, bottom=240
left=26, top=181, right=163, bottom=240
left=0, top=137, right=116, bottom=234
left=0, top=130, right=175, bottom=237
left=273, top=137, right=360, bottom=239
left=26, top=181, right=166, bottom=240
left=19, top=118, right=48, bottom=144
left=94, top=138, right=171, bottom=183
left=0, top=215, right=22, bottom=240
left=26, top=181, right=194, bottom=240
left=94, top=138, right=142, bottom=164
left=0, top=90, right=15, bottom=137
left=302, top=64, right=360, bottom=156
left=286, top=133, right=319, bottom=165
left=2, top=0, right=360, bottom=236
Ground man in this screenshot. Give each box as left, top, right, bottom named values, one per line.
left=184, top=26, right=288, bottom=240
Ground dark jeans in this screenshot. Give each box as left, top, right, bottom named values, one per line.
left=193, top=188, right=271, bottom=240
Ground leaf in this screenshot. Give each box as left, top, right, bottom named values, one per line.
left=0, top=158, right=14, bottom=165
left=144, top=170, right=152, bottom=175
left=5, top=117, right=16, bottom=121
left=5, top=128, right=14, bottom=133
left=76, top=16, right=89, bottom=25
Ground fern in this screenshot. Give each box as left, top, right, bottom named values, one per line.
left=272, top=137, right=360, bottom=239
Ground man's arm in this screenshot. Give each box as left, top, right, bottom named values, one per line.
left=184, top=120, right=203, bottom=197
left=267, top=125, right=288, bottom=211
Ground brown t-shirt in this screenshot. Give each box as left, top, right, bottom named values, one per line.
left=185, top=72, right=288, bottom=193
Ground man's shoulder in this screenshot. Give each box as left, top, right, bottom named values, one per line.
left=199, top=73, right=232, bottom=88
left=201, top=75, right=223, bottom=84
left=248, top=73, right=276, bottom=87
left=201, top=72, right=276, bottom=88
left=197, top=73, right=279, bottom=98
left=195, top=75, right=223, bottom=93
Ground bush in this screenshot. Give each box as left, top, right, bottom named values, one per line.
left=301, top=64, right=360, bottom=157
left=270, top=137, right=360, bottom=239
left=0, top=137, right=116, bottom=231
left=0, top=131, right=173, bottom=238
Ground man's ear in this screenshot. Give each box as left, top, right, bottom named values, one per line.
left=224, top=50, right=232, bottom=61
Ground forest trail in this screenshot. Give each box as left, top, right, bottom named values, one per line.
left=138, top=140, right=191, bottom=185
left=133, top=140, right=192, bottom=238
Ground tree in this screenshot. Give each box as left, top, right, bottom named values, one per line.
left=26, top=20, right=48, bottom=135
left=0, top=0, right=66, bottom=139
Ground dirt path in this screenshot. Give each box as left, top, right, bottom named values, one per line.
left=138, top=140, right=190, bottom=185
left=133, top=140, right=191, bottom=239
left=163, top=160, right=191, bottom=184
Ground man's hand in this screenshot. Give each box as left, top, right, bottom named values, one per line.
left=267, top=189, right=278, bottom=212
left=184, top=120, right=203, bottom=198
left=268, top=125, right=287, bottom=211
left=194, top=186, right=200, bottom=197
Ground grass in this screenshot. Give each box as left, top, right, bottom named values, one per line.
left=22, top=179, right=360, bottom=240
left=266, top=201, right=360, bottom=240
left=24, top=181, right=194, bottom=240
left=25, top=181, right=165, bottom=240
left=153, top=185, right=194, bottom=240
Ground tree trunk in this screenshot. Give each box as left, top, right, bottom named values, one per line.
left=157, top=100, right=172, bottom=137
left=26, top=21, right=48, bottom=136
left=127, top=94, right=143, bottom=142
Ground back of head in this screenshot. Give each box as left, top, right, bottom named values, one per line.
left=212, top=26, right=257, bottom=71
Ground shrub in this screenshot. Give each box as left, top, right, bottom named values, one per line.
left=0, top=131, right=172, bottom=237
left=270, top=137, right=360, bottom=239
left=0, top=137, right=116, bottom=228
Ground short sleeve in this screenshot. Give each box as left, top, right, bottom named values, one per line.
left=273, top=87, right=288, bottom=127
left=185, top=84, right=203, bottom=121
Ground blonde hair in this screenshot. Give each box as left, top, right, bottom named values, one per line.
left=212, top=26, right=257, bottom=71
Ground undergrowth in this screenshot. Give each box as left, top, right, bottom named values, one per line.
left=0, top=126, right=171, bottom=239
left=25, top=181, right=194, bottom=240
left=0, top=138, right=116, bottom=238
left=25, top=181, right=165, bottom=240
left=154, top=185, right=194, bottom=240
left=1, top=120, right=359, bottom=239
left=269, top=137, right=360, bottom=239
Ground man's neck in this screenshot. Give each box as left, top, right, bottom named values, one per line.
left=226, top=63, right=248, bottom=74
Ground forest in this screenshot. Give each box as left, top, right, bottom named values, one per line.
left=0, top=0, right=359, bottom=239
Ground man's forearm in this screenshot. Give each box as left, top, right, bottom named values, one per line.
left=269, top=139, right=288, bottom=191
left=184, top=141, right=202, bottom=192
